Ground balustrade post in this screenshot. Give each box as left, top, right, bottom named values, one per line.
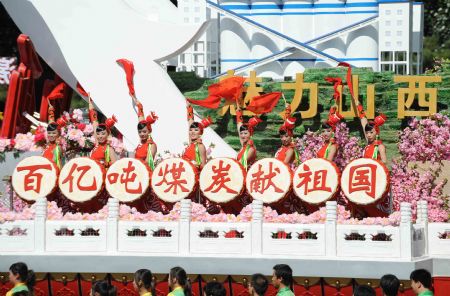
left=179, top=199, right=191, bottom=255
left=325, top=201, right=337, bottom=257
left=251, top=199, right=263, bottom=255
left=400, top=202, right=413, bottom=259
left=34, top=197, right=47, bottom=253
left=106, top=198, right=119, bottom=253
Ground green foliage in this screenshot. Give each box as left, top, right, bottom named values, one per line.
left=168, top=71, right=207, bottom=93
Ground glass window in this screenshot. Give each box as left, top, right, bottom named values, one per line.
left=385, top=31, right=391, bottom=37
left=194, top=41, right=204, bottom=52
left=412, top=64, right=418, bottom=75
left=411, top=52, right=418, bottom=63
left=180, top=54, right=185, bottom=64
left=385, top=20, right=391, bottom=26
left=397, top=20, right=403, bottom=26
left=385, top=10, right=391, bottom=15
left=395, top=51, right=407, bottom=61
left=397, top=9, right=403, bottom=15
left=395, top=64, right=406, bottom=75
left=385, top=42, right=391, bottom=47
left=397, top=31, right=402, bottom=37
left=396, top=41, right=402, bottom=47
left=381, top=51, right=393, bottom=62
left=194, top=17, right=200, bottom=23
left=381, top=64, right=393, bottom=72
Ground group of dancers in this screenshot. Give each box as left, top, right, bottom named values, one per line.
left=39, top=90, right=387, bottom=215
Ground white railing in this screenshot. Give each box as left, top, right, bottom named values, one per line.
left=0, top=198, right=449, bottom=260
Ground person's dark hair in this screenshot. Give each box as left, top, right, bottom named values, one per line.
left=134, top=269, right=156, bottom=296
left=321, top=121, right=332, bottom=130
left=12, top=292, right=29, bottom=296
left=250, top=273, right=268, bottom=296
left=239, top=125, right=249, bottom=133
left=190, top=122, right=200, bottom=129
left=272, top=264, right=293, bottom=287
left=96, top=125, right=108, bottom=133
left=353, top=285, right=376, bottom=296
left=46, top=122, right=59, bottom=132
left=380, top=274, right=400, bottom=296
left=410, top=269, right=432, bottom=289
left=204, top=281, right=226, bottom=296
left=278, top=129, right=288, bottom=136
left=91, top=280, right=117, bottom=296
left=364, top=123, right=375, bottom=132
left=137, top=122, right=148, bottom=131
left=9, top=262, right=36, bottom=293
left=170, top=266, right=191, bottom=296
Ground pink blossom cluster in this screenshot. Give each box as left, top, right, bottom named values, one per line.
left=14, top=133, right=38, bottom=152
left=398, top=114, right=450, bottom=162
left=391, top=114, right=450, bottom=222
left=0, top=138, right=13, bottom=153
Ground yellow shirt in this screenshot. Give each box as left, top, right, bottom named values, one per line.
left=6, top=282, right=28, bottom=296
left=141, top=292, right=152, bottom=296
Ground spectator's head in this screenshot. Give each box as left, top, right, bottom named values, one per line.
left=380, top=274, right=400, bottom=296
left=410, top=269, right=432, bottom=294
left=249, top=273, right=268, bottom=296
left=9, top=262, right=35, bottom=292
left=353, top=285, right=376, bottom=296
left=272, top=264, right=293, bottom=289
left=203, top=281, right=226, bottom=296
left=134, top=269, right=155, bottom=296
left=90, top=280, right=117, bottom=296
left=169, top=266, right=191, bottom=296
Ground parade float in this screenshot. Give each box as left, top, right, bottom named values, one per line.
left=0, top=0, right=449, bottom=295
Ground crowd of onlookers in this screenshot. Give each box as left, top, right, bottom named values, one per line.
left=5, top=262, right=435, bottom=296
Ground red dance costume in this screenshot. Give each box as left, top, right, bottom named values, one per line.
left=317, top=142, right=338, bottom=159
left=135, top=139, right=155, bottom=161
left=237, top=140, right=257, bottom=168
left=90, top=143, right=111, bottom=168
left=363, top=141, right=381, bottom=160
left=275, top=143, right=295, bottom=162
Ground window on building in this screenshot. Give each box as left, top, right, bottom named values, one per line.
left=411, top=52, right=418, bottom=63
left=397, top=31, right=402, bottom=37
left=381, top=51, right=393, bottom=62
left=396, top=41, right=402, bottom=47
left=385, top=10, right=391, bottom=15
left=395, top=51, right=407, bottom=61
left=412, top=64, right=418, bottom=75
left=381, top=64, right=393, bottom=72
left=194, top=41, right=204, bottom=52
left=385, top=42, right=391, bottom=47
left=180, top=54, right=185, bottom=64
left=397, top=9, right=403, bottom=15
left=211, top=67, right=217, bottom=76
left=385, top=20, right=391, bottom=26
left=194, top=17, right=200, bottom=23
left=395, top=64, right=407, bottom=74
left=397, top=20, right=403, bottom=26
left=385, top=31, right=391, bottom=37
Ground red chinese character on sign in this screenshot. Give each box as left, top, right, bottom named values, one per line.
left=349, top=164, right=377, bottom=198
left=204, top=160, right=237, bottom=194
left=17, top=164, right=52, bottom=193
left=250, top=163, right=283, bottom=194
left=107, top=161, right=143, bottom=194
left=61, top=163, right=97, bottom=192
left=296, top=164, right=332, bottom=195
left=155, top=162, right=189, bottom=194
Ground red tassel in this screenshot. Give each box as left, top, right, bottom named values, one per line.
left=47, top=82, right=65, bottom=100
left=76, top=82, right=89, bottom=97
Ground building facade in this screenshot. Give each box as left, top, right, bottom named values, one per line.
left=169, top=0, right=423, bottom=79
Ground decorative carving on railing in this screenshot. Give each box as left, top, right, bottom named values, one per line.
left=344, top=233, right=366, bottom=241
left=297, top=231, right=318, bottom=240
left=199, top=230, right=219, bottom=238
left=371, top=233, right=392, bottom=241
left=54, top=227, right=75, bottom=236
left=224, top=230, right=244, bottom=238
left=4, top=227, right=27, bottom=236
left=152, top=229, right=172, bottom=237
left=438, top=231, right=450, bottom=239
left=272, top=231, right=292, bottom=239
left=80, top=228, right=100, bottom=236
left=127, top=229, right=147, bottom=237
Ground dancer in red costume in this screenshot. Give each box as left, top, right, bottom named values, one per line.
left=42, top=101, right=66, bottom=170
left=236, top=105, right=261, bottom=170
left=316, top=107, right=343, bottom=161
left=88, top=97, right=118, bottom=168
left=275, top=103, right=299, bottom=166
left=356, top=104, right=387, bottom=163
left=131, top=95, right=158, bottom=171
left=182, top=101, right=211, bottom=169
